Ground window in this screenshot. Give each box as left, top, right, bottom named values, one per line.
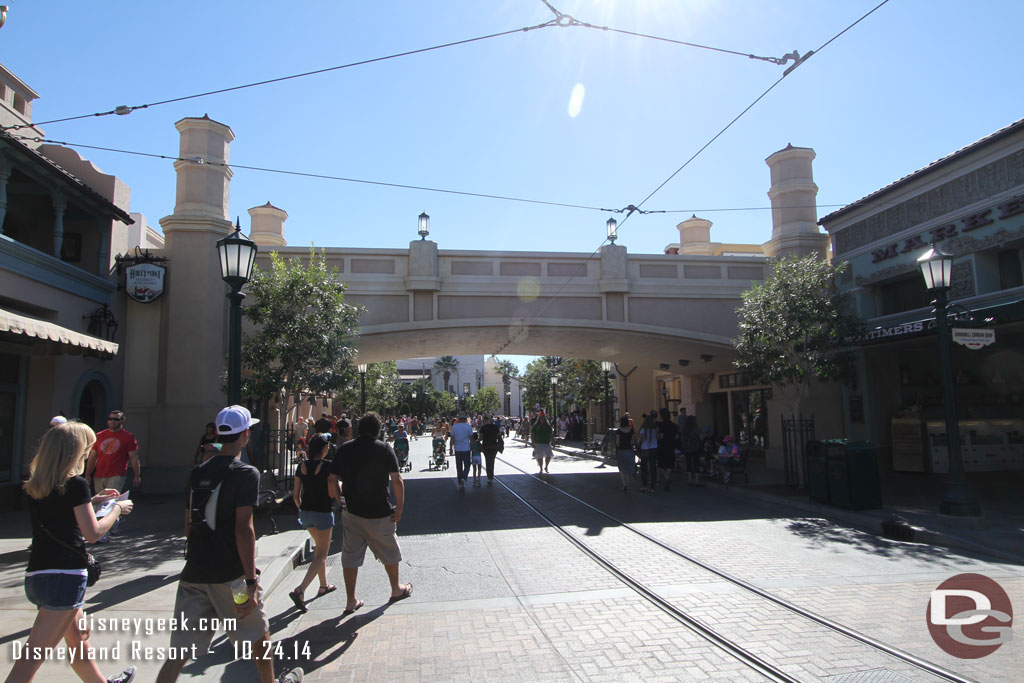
left=878, top=275, right=929, bottom=316
left=998, top=249, right=1023, bottom=290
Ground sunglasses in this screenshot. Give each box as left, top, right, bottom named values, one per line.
left=107, top=417, right=123, bottom=422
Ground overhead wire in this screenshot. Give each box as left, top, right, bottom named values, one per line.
left=492, top=0, right=893, bottom=358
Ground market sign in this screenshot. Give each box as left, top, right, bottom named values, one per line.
left=952, top=328, right=995, bottom=350
left=125, top=263, right=166, bottom=303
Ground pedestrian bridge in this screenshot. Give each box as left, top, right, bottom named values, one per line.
left=261, top=242, right=766, bottom=372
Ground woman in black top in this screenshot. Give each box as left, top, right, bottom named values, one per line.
left=289, top=433, right=340, bottom=612
left=9, top=421, right=136, bottom=683
left=615, top=416, right=637, bottom=492
left=195, top=422, right=218, bottom=464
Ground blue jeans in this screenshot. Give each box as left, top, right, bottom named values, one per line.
left=455, top=451, right=471, bottom=483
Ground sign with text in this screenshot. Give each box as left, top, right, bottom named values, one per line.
left=125, top=263, right=166, bottom=303
left=952, top=328, right=995, bottom=350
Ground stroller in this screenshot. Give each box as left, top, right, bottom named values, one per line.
left=394, top=434, right=412, bottom=473
left=429, top=434, right=449, bottom=470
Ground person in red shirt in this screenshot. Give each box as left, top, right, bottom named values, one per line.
left=85, top=410, right=140, bottom=494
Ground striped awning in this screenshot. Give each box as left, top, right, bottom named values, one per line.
left=0, top=307, right=119, bottom=355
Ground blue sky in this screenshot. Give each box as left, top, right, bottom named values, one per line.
left=4, top=0, right=1022, bottom=260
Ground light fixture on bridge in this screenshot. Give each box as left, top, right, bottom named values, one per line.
left=659, top=363, right=670, bottom=371
left=418, top=212, right=430, bottom=240
left=606, top=217, right=618, bottom=244
left=700, top=354, right=713, bottom=362
left=678, top=359, right=690, bottom=367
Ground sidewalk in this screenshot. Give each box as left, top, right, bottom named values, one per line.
left=549, top=438, right=1024, bottom=564
left=0, top=493, right=307, bottom=682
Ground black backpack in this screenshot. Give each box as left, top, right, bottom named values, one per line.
left=188, top=459, right=232, bottom=533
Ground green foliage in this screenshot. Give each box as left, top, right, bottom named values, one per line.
left=521, top=357, right=555, bottom=414
left=521, top=357, right=605, bottom=415
left=433, top=356, right=460, bottom=393
left=434, top=388, right=457, bottom=416
left=733, top=255, right=862, bottom=401
left=365, top=361, right=402, bottom=415
left=467, top=386, right=501, bottom=415
left=241, top=249, right=361, bottom=400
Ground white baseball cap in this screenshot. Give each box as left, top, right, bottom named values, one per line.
left=215, top=405, right=260, bottom=436
left=50, top=416, right=68, bottom=426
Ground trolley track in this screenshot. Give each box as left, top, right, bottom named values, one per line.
left=494, top=454, right=974, bottom=683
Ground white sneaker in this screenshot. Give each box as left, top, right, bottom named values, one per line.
left=107, top=666, right=136, bottom=683
left=278, top=668, right=304, bottom=683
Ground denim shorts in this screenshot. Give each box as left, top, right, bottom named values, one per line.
left=25, top=572, right=88, bottom=611
left=299, top=509, right=335, bottom=531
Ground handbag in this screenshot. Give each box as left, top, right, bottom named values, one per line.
left=39, top=523, right=102, bottom=587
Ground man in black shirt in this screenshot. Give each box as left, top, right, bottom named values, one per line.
left=157, top=405, right=302, bottom=683
left=329, top=411, right=411, bottom=613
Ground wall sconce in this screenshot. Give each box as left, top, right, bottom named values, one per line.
left=678, top=359, right=690, bottom=367
left=700, top=354, right=713, bottom=362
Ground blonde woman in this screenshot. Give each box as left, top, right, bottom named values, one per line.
left=6, top=422, right=135, bottom=683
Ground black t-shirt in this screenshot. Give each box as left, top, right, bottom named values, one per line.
left=329, top=436, right=398, bottom=519
left=478, top=423, right=501, bottom=452
left=182, top=456, right=259, bottom=584
left=297, top=457, right=333, bottom=513
left=314, top=418, right=333, bottom=435
left=28, top=476, right=91, bottom=572
left=657, top=421, right=679, bottom=456
left=336, top=419, right=350, bottom=442
left=617, top=427, right=635, bottom=450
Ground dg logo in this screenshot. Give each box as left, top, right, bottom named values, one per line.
left=927, top=573, right=1013, bottom=658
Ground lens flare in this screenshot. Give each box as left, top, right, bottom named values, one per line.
left=568, top=83, right=585, bottom=118
left=517, top=277, right=540, bottom=302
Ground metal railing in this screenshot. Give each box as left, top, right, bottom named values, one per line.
left=780, top=414, right=815, bottom=488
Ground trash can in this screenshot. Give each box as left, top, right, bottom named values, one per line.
left=827, top=440, right=882, bottom=510
left=805, top=440, right=829, bottom=503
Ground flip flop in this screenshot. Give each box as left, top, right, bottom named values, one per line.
left=317, top=585, right=337, bottom=596
left=342, top=599, right=364, bottom=616
left=388, top=583, right=413, bottom=603
left=288, top=590, right=307, bottom=613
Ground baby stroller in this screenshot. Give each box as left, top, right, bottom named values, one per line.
left=394, top=435, right=412, bottom=473
left=429, top=435, right=449, bottom=470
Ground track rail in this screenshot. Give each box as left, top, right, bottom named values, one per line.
left=494, top=454, right=975, bottom=683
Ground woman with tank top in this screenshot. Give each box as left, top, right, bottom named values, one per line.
left=289, top=433, right=338, bottom=612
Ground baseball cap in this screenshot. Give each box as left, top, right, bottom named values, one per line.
left=215, top=405, right=260, bottom=435
left=50, top=415, right=68, bottom=426
left=723, top=435, right=734, bottom=443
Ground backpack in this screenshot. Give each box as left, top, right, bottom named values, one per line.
left=188, top=459, right=232, bottom=533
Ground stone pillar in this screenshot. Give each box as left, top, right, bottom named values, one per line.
left=150, top=115, right=236, bottom=490
left=406, top=239, right=440, bottom=291
left=248, top=202, right=288, bottom=247
left=677, top=215, right=714, bottom=255
left=764, top=144, right=828, bottom=258
left=51, top=193, right=66, bottom=257
left=599, top=243, right=629, bottom=292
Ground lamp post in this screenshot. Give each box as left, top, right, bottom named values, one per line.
left=357, top=363, right=367, bottom=415
left=917, top=244, right=981, bottom=517
left=505, top=390, right=511, bottom=417
left=216, top=218, right=258, bottom=405
left=418, top=212, right=430, bottom=240
left=601, top=361, right=613, bottom=430
left=606, top=217, right=618, bottom=244
left=550, top=375, right=559, bottom=436
left=519, top=384, right=524, bottom=418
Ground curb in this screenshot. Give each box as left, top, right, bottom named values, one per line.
left=551, top=444, right=1024, bottom=565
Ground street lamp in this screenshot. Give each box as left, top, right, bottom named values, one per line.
left=418, top=212, right=430, bottom=240
left=917, top=243, right=980, bottom=517
left=216, top=217, right=258, bottom=404
left=601, top=361, right=614, bottom=430
left=550, top=375, right=559, bottom=435
left=606, top=217, right=618, bottom=244
left=505, top=390, right=511, bottom=417
left=357, top=363, right=367, bottom=415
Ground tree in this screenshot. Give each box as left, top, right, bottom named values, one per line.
left=434, top=388, right=457, bottom=416
left=365, top=361, right=402, bottom=415
left=494, top=359, right=519, bottom=414
left=241, top=249, right=361, bottom=402
left=521, top=357, right=556, bottom=415
left=733, top=254, right=862, bottom=410
left=434, top=356, right=460, bottom=394
left=468, top=386, right=501, bottom=415
left=556, top=358, right=604, bottom=409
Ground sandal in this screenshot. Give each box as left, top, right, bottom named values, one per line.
left=388, top=583, right=413, bottom=603
left=317, top=584, right=337, bottom=596
left=288, top=590, right=307, bottom=613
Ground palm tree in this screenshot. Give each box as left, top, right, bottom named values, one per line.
left=495, top=359, right=519, bottom=415
left=434, top=356, right=460, bottom=395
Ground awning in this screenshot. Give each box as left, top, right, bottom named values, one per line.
left=0, top=307, right=119, bottom=355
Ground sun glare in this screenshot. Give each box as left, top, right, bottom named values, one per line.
left=568, top=83, right=586, bottom=118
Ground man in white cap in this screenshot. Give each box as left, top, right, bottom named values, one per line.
left=157, top=405, right=302, bottom=683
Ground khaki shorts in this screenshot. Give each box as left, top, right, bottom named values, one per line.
left=93, top=475, right=126, bottom=494
left=341, top=510, right=402, bottom=568
left=168, top=580, right=270, bottom=655
left=533, top=444, right=553, bottom=461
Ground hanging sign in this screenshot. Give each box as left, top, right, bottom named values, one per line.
left=952, top=328, right=995, bottom=350
left=124, top=263, right=166, bottom=303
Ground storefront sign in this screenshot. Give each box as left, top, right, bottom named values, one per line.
left=870, top=196, right=1024, bottom=264
left=125, top=263, right=166, bottom=303
left=863, top=320, right=926, bottom=342
left=952, top=328, right=995, bottom=349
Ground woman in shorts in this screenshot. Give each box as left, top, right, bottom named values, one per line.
left=615, top=416, right=637, bottom=492
left=289, top=433, right=338, bottom=612
left=9, top=422, right=136, bottom=683
left=530, top=412, right=554, bottom=474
